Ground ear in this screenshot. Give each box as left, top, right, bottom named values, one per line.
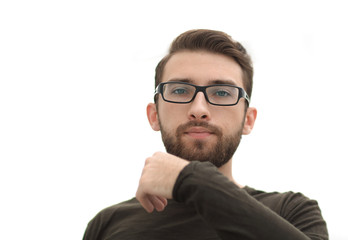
left=146, top=103, right=160, bottom=131
left=242, top=107, right=257, bottom=135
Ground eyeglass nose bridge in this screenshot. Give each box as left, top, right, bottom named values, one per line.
left=190, top=85, right=211, bottom=104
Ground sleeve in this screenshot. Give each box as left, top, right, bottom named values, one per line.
left=172, top=161, right=328, bottom=240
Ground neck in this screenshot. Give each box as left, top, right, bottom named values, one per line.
left=218, top=159, right=244, bottom=188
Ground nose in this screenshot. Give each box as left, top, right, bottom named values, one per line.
left=188, top=92, right=211, bottom=121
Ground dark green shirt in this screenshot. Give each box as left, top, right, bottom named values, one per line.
left=83, top=161, right=328, bottom=239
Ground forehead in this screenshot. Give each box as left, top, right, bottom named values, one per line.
left=162, top=50, right=244, bottom=87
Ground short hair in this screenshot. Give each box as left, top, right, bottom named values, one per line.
left=154, top=29, right=254, bottom=103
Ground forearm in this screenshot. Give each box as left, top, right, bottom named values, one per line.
left=173, top=161, right=327, bottom=240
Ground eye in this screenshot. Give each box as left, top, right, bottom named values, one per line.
left=172, top=88, right=188, bottom=95
left=214, top=89, right=231, bottom=97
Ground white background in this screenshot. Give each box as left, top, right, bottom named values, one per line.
left=1, top=1, right=347, bottom=239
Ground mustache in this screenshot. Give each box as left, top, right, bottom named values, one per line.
left=176, top=121, right=223, bottom=138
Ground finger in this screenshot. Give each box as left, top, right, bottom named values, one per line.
left=158, top=196, right=168, bottom=208
left=149, top=195, right=167, bottom=212
left=141, top=197, right=155, bottom=213
left=136, top=192, right=155, bottom=213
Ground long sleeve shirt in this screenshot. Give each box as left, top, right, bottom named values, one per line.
left=83, top=161, right=328, bottom=240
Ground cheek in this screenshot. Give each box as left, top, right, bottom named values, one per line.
left=158, top=104, right=186, bottom=130
left=215, top=109, right=245, bottom=133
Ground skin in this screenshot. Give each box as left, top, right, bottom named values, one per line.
left=136, top=50, right=257, bottom=213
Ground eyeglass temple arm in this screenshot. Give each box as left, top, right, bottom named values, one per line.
left=241, top=89, right=250, bottom=103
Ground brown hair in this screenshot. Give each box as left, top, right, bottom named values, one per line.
left=154, top=29, right=254, bottom=102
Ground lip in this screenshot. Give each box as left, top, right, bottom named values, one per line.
left=184, top=127, right=213, bottom=139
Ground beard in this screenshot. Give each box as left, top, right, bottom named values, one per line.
left=159, top=120, right=244, bottom=168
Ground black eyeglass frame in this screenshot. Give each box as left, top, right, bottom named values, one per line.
left=154, top=82, right=250, bottom=106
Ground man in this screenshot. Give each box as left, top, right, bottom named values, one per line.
left=83, top=29, right=328, bottom=239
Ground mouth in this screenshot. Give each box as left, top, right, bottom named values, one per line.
left=184, top=127, right=214, bottom=139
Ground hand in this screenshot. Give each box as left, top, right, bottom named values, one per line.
left=136, top=152, right=189, bottom=213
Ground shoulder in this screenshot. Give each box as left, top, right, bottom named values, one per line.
left=244, top=185, right=316, bottom=204
left=243, top=186, right=328, bottom=238
left=83, top=198, right=140, bottom=240
left=244, top=186, right=310, bottom=202
left=244, top=186, right=321, bottom=219
left=92, top=198, right=140, bottom=221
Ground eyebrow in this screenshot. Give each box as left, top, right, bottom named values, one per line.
left=167, top=78, right=238, bottom=86
left=208, top=79, right=238, bottom=86
left=167, top=78, right=191, bottom=83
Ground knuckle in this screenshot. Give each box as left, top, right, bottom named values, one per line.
left=153, top=151, right=163, bottom=157
left=145, top=157, right=152, bottom=165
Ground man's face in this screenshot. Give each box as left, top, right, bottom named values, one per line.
left=149, top=50, right=253, bottom=167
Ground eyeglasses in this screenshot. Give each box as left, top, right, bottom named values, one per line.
left=155, top=82, right=250, bottom=106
